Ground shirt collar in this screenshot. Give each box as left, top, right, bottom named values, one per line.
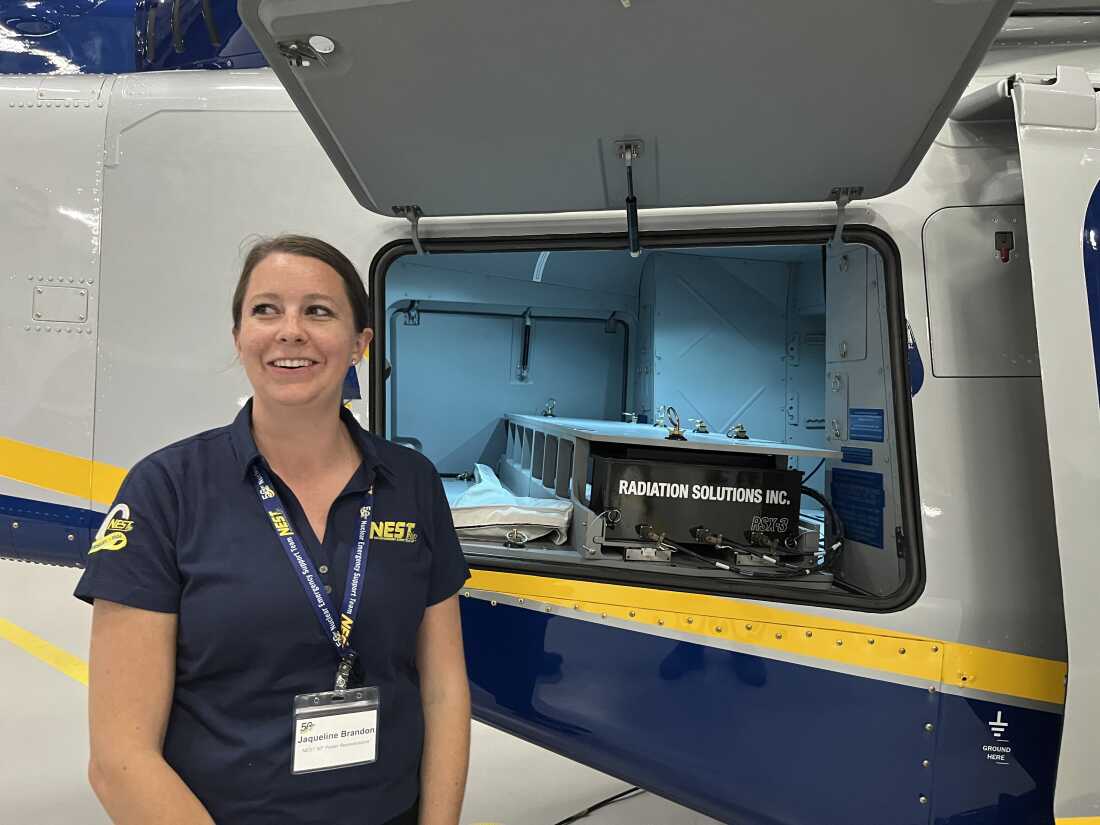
left=230, top=398, right=393, bottom=483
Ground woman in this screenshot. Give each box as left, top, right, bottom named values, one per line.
left=76, top=235, right=471, bottom=824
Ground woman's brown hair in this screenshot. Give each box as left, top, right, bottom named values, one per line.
left=232, top=235, right=371, bottom=333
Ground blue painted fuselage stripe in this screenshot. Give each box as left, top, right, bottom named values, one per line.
left=461, top=598, right=1062, bottom=825
left=1083, top=182, right=1100, bottom=405
left=0, top=492, right=99, bottom=564
left=0, top=493, right=101, bottom=529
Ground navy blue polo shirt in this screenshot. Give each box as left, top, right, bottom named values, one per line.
left=75, top=399, right=470, bottom=825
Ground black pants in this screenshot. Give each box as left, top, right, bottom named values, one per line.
left=383, top=799, right=418, bottom=825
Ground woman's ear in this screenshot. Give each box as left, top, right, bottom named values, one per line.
left=356, top=329, right=374, bottom=362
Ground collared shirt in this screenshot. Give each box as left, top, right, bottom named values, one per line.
left=75, top=399, right=470, bottom=825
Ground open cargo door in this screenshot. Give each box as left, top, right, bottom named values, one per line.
left=238, top=0, right=1014, bottom=217
left=958, top=64, right=1100, bottom=821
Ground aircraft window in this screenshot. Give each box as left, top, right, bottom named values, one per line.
left=376, top=239, right=918, bottom=609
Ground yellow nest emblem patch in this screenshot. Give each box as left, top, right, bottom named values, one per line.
left=89, top=503, right=134, bottom=555
left=370, top=521, right=418, bottom=543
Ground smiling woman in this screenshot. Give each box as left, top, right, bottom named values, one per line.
left=231, top=236, right=371, bottom=416
left=75, top=234, right=472, bottom=825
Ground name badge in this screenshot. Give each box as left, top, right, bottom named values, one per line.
left=292, top=687, right=380, bottom=774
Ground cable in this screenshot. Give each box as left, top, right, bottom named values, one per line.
left=802, top=458, right=825, bottom=483
left=551, top=787, right=646, bottom=825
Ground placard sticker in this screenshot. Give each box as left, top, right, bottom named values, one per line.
left=830, top=468, right=885, bottom=548
left=848, top=408, right=885, bottom=442
left=841, top=446, right=874, bottom=465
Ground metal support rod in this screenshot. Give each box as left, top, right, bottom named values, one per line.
left=625, top=161, right=640, bottom=258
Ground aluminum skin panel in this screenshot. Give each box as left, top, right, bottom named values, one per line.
left=1012, top=66, right=1100, bottom=822
left=238, top=0, right=1014, bottom=216
left=924, top=205, right=1040, bottom=378
left=461, top=596, right=1062, bottom=825
left=91, top=71, right=401, bottom=474
left=0, top=76, right=109, bottom=561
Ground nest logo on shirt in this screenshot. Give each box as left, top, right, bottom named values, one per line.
left=89, top=503, right=134, bottom=555
left=370, top=521, right=418, bottom=543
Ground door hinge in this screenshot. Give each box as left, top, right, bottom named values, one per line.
left=829, top=186, right=863, bottom=250
left=392, top=205, right=426, bottom=255
left=277, top=39, right=325, bottom=68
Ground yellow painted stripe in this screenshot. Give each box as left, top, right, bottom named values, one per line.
left=0, top=436, right=125, bottom=507
left=943, top=643, right=1066, bottom=706
left=1057, top=819, right=1100, bottom=824
left=0, top=618, right=88, bottom=686
left=468, top=569, right=1068, bottom=706
left=0, top=445, right=1067, bottom=705
left=91, top=461, right=127, bottom=507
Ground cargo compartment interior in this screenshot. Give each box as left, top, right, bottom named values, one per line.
left=379, top=241, right=909, bottom=601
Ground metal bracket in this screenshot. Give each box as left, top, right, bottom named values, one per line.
left=277, top=39, right=324, bottom=68
left=828, top=186, right=863, bottom=251
left=392, top=205, right=425, bottom=255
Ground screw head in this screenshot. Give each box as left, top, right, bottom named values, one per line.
left=686, top=616, right=693, bottom=625
left=775, top=632, right=783, bottom=640
left=924, top=723, right=934, bottom=732
left=932, top=645, right=939, bottom=653
left=919, top=796, right=929, bottom=805
left=35, top=287, right=42, bottom=294
left=899, top=647, right=907, bottom=655
left=922, top=760, right=930, bottom=769
left=805, top=630, right=813, bottom=637
left=629, top=610, right=636, bottom=618
left=490, top=600, right=497, bottom=607
left=11, top=522, right=19, bottom=529
left=67, top=534, right=75, bottom=541
left=715, top=625, right=723, bottom=633
left=836, top=639, right=844, bottom=647
left=657, top=617, right=664, bottom=626
left=745, top=623, right=753, bottom=630
left=34, top=312, right=42, bottom=319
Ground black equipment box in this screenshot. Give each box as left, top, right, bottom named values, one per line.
left=590, top=457, right=803, bottom=546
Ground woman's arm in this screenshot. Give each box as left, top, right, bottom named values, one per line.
left=416, top=594, right=471, bottom=825
left=87, top=599, right=215, bottom=825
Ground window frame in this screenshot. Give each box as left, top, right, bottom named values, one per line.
left=369, top=225, right=924, bottom=613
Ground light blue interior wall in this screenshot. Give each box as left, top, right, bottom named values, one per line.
left=385, top=247, right=829, bottom=484
left=385, top=250, right=645, bottom=472
left=634, top=255, right=657, bottom=421
left=391, top=311, right=626, bottom=473
left=645, top=252, right=791, bottom=440
left=785, top=257, right=828, bottom=493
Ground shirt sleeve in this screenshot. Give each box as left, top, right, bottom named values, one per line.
left=73, top=455, right=181, bottom=613
left=424, top=469, right=470, bottom=606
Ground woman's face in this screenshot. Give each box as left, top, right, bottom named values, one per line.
left=234, top=252, right=371, bottom=411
